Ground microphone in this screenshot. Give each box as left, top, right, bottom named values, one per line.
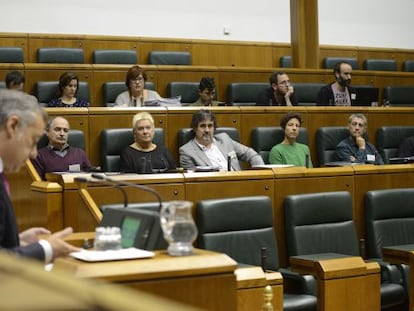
left=91, top=173, right=163, bottom=211
left=74, top=176, right=128, bottom=208
left=227, top=155, right=232, bottom=172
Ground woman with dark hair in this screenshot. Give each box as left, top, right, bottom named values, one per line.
left=269, top=112, right=313, bottom=167
left=114, top=65, right=161, bottom=107
left=48, top=72, right=89, bottom=107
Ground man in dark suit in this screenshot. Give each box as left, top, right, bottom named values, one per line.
left=0, top=89, right=79, bottom=262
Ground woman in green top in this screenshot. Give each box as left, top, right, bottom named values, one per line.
left=269, top=112, right=313, bottom=167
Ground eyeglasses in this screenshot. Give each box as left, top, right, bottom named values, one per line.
left=131, top=77, right=144, bottom=83
left=350, top=122, right=365, bottom=128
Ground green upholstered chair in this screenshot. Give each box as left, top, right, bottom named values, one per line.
left=363, top=59, right=397, bottom=71
left=92, top=49, right=137, bottom=64
left=226, top=82, right=268, bottom=106
left=148, top=51, right=191, bottom=65
left=402, top=60, right=414, bottom=72
left=315, top=126, right=349, bottom=166
left=284, top=191, right=408, bottom=311
left=33, top=81, right=90, bottom=106
left=196, top=195, right=317, bottom=311
left=279, top=56, right=291, bottom=68
left=166, top=82, right=199, bottom=106
left=375, top=126, right=414, bottom=163
left=251, top=127, right=309, bottom=164
left=383, top=86, right=414, bottom=107
left=0, top=47, right=24, bottom=63
left=322, top=57, right=359, bottom=69
left=36, top=48, right=84, bottom=63
left=100, top=128, right=165, bottom=172
left=102, top=81, right=155, bottom=106
left=292, top=83, right=326, bottom=106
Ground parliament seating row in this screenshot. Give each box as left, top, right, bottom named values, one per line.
left=280, top=55, right=414, bottom=72
left=29, top=78, right=414, bottom=107
left=0, top=46, right=192, bottom=65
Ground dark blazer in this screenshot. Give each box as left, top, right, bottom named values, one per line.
left=0, top=177, right=44, bottom=260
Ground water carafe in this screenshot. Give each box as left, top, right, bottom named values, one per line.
left=160, top=201, right=198, bottom=256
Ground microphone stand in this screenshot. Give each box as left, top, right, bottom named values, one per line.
left=74, top=176, right=128, bottom=208
left=91, top=173, right=163, bottom=211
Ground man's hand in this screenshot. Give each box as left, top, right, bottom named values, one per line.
left=19, top=227, right=51, bottom=246
left=355, top=135, right=366, bottom=150
left=285, top=86, right=295, bottom=106
left=46, top=227, right=81, bottom=260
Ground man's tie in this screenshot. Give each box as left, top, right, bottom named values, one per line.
left=0, top=172, right=10, bottom=196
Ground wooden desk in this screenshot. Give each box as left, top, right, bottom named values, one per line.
left=382, top=244, right=414, bottom=311
left=235, top=267, right=283, bottom=311
left=54, top=248, right=238, bottom=311
left=290, top=253, right=380, bottom=311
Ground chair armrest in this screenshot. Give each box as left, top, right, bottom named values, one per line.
left=369, top=259, right=404, bottom=284
left=279, top=268, right=317, bottom=296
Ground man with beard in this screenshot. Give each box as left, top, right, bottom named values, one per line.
left=31, top=116, right=91, bottom=179
left=316, top=62, right=356, bottom=106
left=256, top=71, right=298, bottom=106
left=335, top=113, right=384, bottom=165
left=179, top=109, right=264, bottom=170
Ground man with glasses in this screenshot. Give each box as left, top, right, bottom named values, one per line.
left=31, top=116, right=91, bottom=179
left=114, top=65, right=161, bottom=107
left=335, top=113, right=384, bottom=164
left=256, top=71, right=298, bottom=106
left=317, top=61, right=356, bottom=106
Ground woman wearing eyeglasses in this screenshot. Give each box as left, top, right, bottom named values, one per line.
left=120, top=112, right=176, bottom=174
left=114, top=65, right=161, bottom=107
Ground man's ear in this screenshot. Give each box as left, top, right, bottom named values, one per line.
left=5, top=115, right=20, bottom=138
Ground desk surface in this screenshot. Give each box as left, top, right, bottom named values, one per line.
left=53, top=248, right=237, bottom=282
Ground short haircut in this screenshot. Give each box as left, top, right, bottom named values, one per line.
left=280, top=111, right=303, bottom=129
left=132, top=111, right=154, bottom=128
left=0, top=89, right=47, bottom=129
left=190, top=109, right=217, bottom=129
left=348, top=113, right=367, bottom=127
left=5, top=71, right=25, bottom=88
left=333, top=61, right=352, bottom=76
left=46, top=116, right=70, bottom=131
left=269, top=71, right=286, bottom=85
left=125, top=65, right=147, bottom=88
left=58, top=72, right=79, bottom=97
left=198, top=77, right=215, bottom=92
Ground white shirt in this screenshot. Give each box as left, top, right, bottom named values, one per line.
left=195, top=139, right=230, bottom=171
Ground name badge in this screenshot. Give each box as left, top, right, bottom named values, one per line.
left=69, top=164, right=81, bottom=172
left=367, top=154, right=375, bottom=162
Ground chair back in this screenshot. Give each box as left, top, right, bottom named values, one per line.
left=363, top=59, right=397, bottom=71
left=402, top=60, right=414, bottom=72
left=196, top=195, right=279, bottom=271
left=322, top=57, right=359, bottom=69
left=284, top=191, right=359, bottom=258
left=177, top=127, right=240, bottom=148
left=34, top=81, right=90, bottom=105
left=102, top=81, right=154, bottom=106
left=93, top=49, right=137, bottom=64
left=167, top=82, right=199, bottom=105
left=148, top=51, right=191, bottom=65
left=37, top=129, right=86, bottom=150
left=251, top=127, right=309, bottom=164
left=37, top=48, right=84, bottom=63
left=365, top=188, right=414, bottom=259
left=0, top=47, right=24, bottom=63
left=226, top=82, right=268, bottom=106
left=292, top=83, right=326, bottom=106
left=279, top=56, right=291, bottom=68
left=383, top=86, right=414, bottom=107
left=0, top=82, right=5, bottom=89
left=100, top=128, right=165, bottom=172
left=315, top=126, right=349, bottom=166
left=375, top=126, right=414, bottom=163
